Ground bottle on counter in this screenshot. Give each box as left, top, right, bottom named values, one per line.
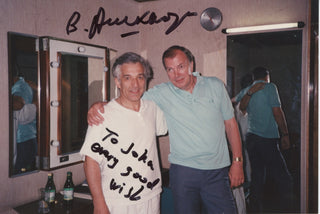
left=44, top=173, right=56, bottom=208
left=63, top=171, right=75, bottom=208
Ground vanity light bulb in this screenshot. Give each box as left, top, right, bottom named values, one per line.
left=78, top=46, right=86, bottom=53
left=50, top=100, right=59, bottom=107
left=50, top=61, right=59, bottom=68
left=51, top=140, right=60, bottom=147
left=104, top=66, right=109, bottom=72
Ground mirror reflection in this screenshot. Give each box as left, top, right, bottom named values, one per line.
left=8, top=33, right=111, bottom=176
left=8, top=32, right=39, bottom=176
left=60, top=54, right=89, bottom=155
left=46, top=37, right=109, bottom=169
left=227, top=30, right=302, bottom=213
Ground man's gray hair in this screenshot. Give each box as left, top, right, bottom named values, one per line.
left=112, top=52, right=153, bottom=80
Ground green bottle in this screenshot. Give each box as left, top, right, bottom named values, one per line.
left=63, top=171, right=75, bottom=207
left=44, top=173, right=56, bottom=207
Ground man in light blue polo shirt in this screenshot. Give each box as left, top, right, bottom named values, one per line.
left=238, top=67, right=293, bottom=213
left=12, top=76, right=37, bottom=173
left=88, top=46, right=244, bottom=214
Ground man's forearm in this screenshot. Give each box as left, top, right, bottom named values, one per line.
left=224, top=117, right=244, bottom=188
left=239, top=94, right=250, bottom=114
left=239, top=82, right=266, bottom=114
left=224, top=117, right=242, bottom=159
left=272, top=107, right=289, bottom=135
left=84, top=156, right=108, bottom=210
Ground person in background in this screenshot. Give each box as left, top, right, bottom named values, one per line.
left=80, top=52, right=167, bottom=214
left=238, top=66, right=293, bottom=213
left=231, top=73, right=254, bottom=214
left=87, top=45, right=244, bottom=214
left=12, top=70, right=37, bottom=173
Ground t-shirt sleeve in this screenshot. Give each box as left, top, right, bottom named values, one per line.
left=80, top=124, right=105, bottom=164
left=17, top=103, right=37, bottom=125
left=218, top=80, right=235, bottom=120
left=155, top=104, right=168, bottom=136
left=267, top=83, right=281, bottom=107
left=142, top=90, right=154, bottom=101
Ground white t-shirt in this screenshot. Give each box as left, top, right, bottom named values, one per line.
left=80, top=99, right=167, bottom=206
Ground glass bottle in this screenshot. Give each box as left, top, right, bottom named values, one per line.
left=63, top=171, right=75, bottom=208
left=44, top=173, right=56, bottom=208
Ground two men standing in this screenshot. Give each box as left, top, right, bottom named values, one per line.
left=87, top=46, right=244, bottom=214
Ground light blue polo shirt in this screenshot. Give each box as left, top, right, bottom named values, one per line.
left=12, top=77, right=37, bottom=143
left=235, top=80, right=281, bottom=138
left=143, top=72, right=234, bottom=170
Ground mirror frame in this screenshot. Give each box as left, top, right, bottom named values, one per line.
left=39, top=37, right=110, bottom=170
left=8, top=32, right=40, bottom=177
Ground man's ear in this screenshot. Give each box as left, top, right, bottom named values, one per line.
left=190, top=61, right=194, bottom=73
left=188, top=61, right=194, bottom=74
left=115, top=78, right=121, bottom=89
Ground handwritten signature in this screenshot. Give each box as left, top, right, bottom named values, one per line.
left=90, top=126, right=161, bottom=201
left=66, top=7, right=197, bottom=38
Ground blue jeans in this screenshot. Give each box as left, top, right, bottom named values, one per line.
left=246, top=133, right=293, bottom=213
left=169, top=164, right=237, bottom=214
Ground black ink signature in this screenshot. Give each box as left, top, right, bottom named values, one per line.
left=120, top=166, right=160, bottom=190
left=66, top=7, right=197, bottom=38
left=121, top=142, right=154, bottom=170
left=91, top=142, right=119, bottom=169
left=110, top=178, right=144, bottom=201
left=102, top=127, right=119, bottom=144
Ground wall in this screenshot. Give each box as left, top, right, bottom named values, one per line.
left=0, top=0, right=309, bottom=213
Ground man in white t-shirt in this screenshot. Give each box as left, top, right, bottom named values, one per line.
left=80, top=52, right=167, bottom=214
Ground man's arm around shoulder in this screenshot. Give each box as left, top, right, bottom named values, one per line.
left=87, top=101, right=108, bottom=126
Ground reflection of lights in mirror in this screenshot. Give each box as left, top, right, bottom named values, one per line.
left=227, top=30, right=302, bottom=213
left=8, top=32, right=39, bottom=176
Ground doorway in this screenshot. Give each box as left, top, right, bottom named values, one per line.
left=227, top=30, right=302, bottom=213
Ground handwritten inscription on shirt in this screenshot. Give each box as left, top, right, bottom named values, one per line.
left=91, top=127, right=160, bottom=201
left=66, top=7, right=197, bottom=38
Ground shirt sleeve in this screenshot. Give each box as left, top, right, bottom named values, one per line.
left=16, top=104, right=37, bottom=125
left=155, top=104, right=168, bottom=136
left=267, top=83, right=281, bottom=107
left=218, top=79, right=235, bottom=120
left=80, top=122, right=105, bottom=164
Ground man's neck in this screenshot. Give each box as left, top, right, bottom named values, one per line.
left=116, top=98, right=140, bottom=112
left=186, top=75, right=197, bottom=93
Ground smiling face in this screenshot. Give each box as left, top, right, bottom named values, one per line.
left=115, top=62, right=146, bottom=108
left=164, top=49, right=196, bottom=93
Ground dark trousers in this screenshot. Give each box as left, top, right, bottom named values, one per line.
left=15, top=138, right=37, bottom=173
left=169, top=164, right=237, bottom=214
left=246, top=133, right=293, bottom=213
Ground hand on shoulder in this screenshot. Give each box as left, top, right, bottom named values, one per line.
left=87, top=101, right=107, bottom=126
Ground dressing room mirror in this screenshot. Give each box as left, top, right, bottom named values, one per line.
left=227, top=30, right=302, bottom=212
left=39, top=37, right=110, bottom=170
left=8, top=32, right=113, bottom=176
left=8, top=32, right=39, bottom=176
